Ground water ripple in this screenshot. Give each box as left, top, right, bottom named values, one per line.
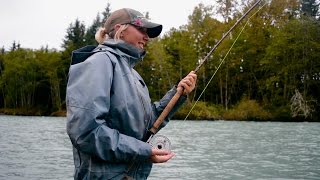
left=0, top=116, right=319, bottom=180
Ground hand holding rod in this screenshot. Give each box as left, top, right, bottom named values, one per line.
left=144, top=0, right=263, bottom=142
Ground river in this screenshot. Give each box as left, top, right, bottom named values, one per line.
left=0, top=115, right=319, bottom=180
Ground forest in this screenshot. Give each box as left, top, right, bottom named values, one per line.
left=0, top=0, right=319, bottom=121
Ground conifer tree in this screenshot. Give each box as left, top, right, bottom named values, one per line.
left=101, top=3, right=112, bottom=24
left=62, top=19, right=86, bottom=50
left=301, top=0, right=319, bottom=18
left=85, top=3, right=112, bottom=46
left=85, top=14, right=101, bottom=46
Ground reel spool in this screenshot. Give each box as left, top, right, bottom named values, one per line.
left=148, top=134, right=171, bottom=151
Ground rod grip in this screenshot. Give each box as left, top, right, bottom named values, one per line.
left=150, top=86, right=184, bottom=134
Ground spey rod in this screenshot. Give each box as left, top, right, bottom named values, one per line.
left=144, top=0, right=263, bottom=141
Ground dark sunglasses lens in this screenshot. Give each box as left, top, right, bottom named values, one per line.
left=132, top=25, right=146, bottom=32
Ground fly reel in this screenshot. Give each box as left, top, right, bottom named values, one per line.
left=148, top=134, right=171, bottom=151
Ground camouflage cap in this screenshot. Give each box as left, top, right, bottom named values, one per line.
left=104, top=8, right=163, bottom=38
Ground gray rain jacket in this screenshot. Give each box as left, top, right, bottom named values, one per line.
left=66, top=40, right=186, bottom=180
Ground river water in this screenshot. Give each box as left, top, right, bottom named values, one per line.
left=0, top=115, right=319, bottom=180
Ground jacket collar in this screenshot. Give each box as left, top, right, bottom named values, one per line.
left=100, top=39, right=146, bottom=67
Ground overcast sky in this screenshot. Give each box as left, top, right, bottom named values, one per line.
left=0, top=0, right=214, bottom=50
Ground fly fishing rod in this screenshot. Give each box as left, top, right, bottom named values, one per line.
left=144, top=0, right=263, bottom=146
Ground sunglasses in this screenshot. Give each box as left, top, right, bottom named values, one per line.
left=130, top=24, right=147, bottom=34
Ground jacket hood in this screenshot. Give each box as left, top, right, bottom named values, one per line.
left=71, top=39, right=146, bottom=67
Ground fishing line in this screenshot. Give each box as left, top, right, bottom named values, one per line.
left=184, top=2, right=268, bottom=121
left=146, top=0, right=267, bottom=150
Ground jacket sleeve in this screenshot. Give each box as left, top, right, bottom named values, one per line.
left=152, top=86, right=187, bottom=129
left=66, top=52, right=152, bottom=163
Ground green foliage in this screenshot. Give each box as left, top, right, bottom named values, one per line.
left=174, top=101, right=222, bottom=120
left=262, top=17, right=320, bottom=108
left=135, top=39, right=176, bottom=100
left=1, top=1, right=320, bottom=121
left=34, top=49, right=63, bottom=111
left=0, top=48, right=64, bottom=114
left=1, top=49, right=40, bottom=108
left=223, top=98, right=272, bottom=120
left=84, top=14, right=101, bottom=46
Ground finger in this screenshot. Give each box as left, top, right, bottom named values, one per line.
left=185, top=80, right=193, bottom=86
left=185, top=79, right=195, bottom=88
left=157, top=153, right=175, bottom=161
left=181, top=82, right=191, bottom=90
left=186, top=74, right=196, bottom=83
left=189, top=75, right=197, bottom=84
left=189, top=72, right=197, bottom=81
left=151, top=149, right=171, bottom=156
left=150, top=152, right=175, bottom=163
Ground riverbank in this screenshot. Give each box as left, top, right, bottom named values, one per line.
left=1, top=107, right=318, bottom=122
left=0, top=108, right=66, bottom=117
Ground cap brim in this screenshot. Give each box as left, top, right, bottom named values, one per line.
left=141, top=19, right=163, bottom=38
